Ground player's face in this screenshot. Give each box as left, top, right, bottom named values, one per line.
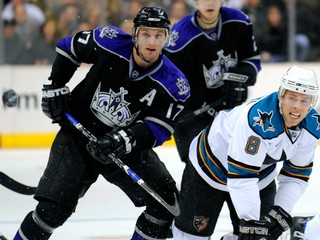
left=195, top=0, right=222, bottom=20
left=280, top=90, right=313, bottom=127
left=135, top=27, right=167, bottom=64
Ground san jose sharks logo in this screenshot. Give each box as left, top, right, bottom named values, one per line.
left=91, top=84, right=139, bottom=127
left=203, top=50, right=237, bottom=89
left=312, top=114, right=320, bottom=131
left=253, top=109, right=275, bottom=132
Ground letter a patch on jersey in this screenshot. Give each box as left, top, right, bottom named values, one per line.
left=312, top=114, right=320, bottom=130
left=193, top=215, right=209, bottom=232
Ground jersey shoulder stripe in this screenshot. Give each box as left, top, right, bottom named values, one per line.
left=220, top=6, right=251, bottom=25
left=166, top=14, right=202, bottom=52
left=150, top=56, right=190, bottom=102
left=300, top=108, right=320, bottom=139
left=93, top=26, right=132, bottom=61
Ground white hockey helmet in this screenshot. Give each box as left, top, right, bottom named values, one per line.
left=278, top=65, right=319, bottom=107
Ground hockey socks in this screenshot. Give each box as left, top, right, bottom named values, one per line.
left=13, top=211, right=52, bottom=240
left=131, top=232, right=147, bottom=240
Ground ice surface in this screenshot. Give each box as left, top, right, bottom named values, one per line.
left=1, top=146, right=319, bottom=239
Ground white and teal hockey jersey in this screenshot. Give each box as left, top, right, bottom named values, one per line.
left=189, top=92, right=320, bottom=220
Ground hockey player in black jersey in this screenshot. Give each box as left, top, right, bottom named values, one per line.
left=165, top=0, right=261, bottom=163
left=13, top=7, right=190, bottom=240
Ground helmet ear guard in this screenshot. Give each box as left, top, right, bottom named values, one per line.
left=278, top=65, right=319, bottom=107
left=132, top=6, right=171, bottom=48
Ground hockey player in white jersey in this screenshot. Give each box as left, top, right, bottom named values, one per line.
left=172, top=65, right=320, bottom=240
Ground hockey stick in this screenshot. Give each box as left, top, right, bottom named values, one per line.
left=64, top=112, right=181, bottom=217
left=0, top=232, right=8, bottom=240
left=178, top=97, right=225, bottom=123
left=0, top=171, right=36, bottom=195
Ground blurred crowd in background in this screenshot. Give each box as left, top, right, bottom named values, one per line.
left=1, top=0, right=320, bottom=65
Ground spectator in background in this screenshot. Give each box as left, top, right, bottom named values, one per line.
left=257, top=4, right=310, bottom=62
left=1, top=0, right=45, bottom=26
left=56, top=3, right=81, bottom=37
left=85, top=7, right=100, bottom=29
left=105, top=0, right=125, bottom=27
left=127, top=0, right=144, bottom=19
left=119, top=19, right=133, bottom=34
left=241, top=0, right=266, bottom=42
left=13, top=3, right=41, bottom=41
left=119, top=0, right=142, bottom=34
left=282, top=0, right=315, bottom=61
left=34, top=18, right=59, bottom=64
left=10, top=3, right=43, bottom=64
left=2, top=19, right=25, bottom=64
left=43, top=0, right=82, bottom=20
left=257, top=4, right=288, bottom=62
left=169, top=0, right=187, bottom=25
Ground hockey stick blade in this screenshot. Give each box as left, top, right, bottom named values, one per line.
left=0, top=171, right=36, bottom=195
left=65, top=112, right=181, bottom=216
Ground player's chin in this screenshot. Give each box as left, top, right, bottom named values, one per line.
left=145, top=55, right=158, bottom=63
left=287, top=118, right=302, bottom=128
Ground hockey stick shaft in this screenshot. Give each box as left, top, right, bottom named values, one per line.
left=64, top=113, right=180, bottom=216
left=0, top=232, right=8, bottom=240
left=0, top=171, right=36, bottom=195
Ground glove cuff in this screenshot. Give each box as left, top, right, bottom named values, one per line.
left=268, top=205, right=293, bottom=231
left=117, top=129, right=135, bottom=153
left=222, top=72, right=248, bottom=83
left=42, top=85, right=70, bottom=97
left=102, top=128, right=136, bottom=156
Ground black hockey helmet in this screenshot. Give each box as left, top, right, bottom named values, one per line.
left=133, top=6, right=171, bottom=30
left=132, top=6, right=171, bottom=47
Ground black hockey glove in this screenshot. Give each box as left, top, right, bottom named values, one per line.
left=222, top=72, right=248, bottom=109
left=239, top=206, right=293, bottom=240
left=262, top=205, right=293, bottom=239
left=238, top=219, right=270, bottom=240
left=86, top=128, right=135, bottom=164
left=41, top=84, right=70, bottom=124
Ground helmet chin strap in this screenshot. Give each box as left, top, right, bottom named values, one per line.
left=135, top=45, right=152, bottom=63
left=134, top=45, right=159, bottom=64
